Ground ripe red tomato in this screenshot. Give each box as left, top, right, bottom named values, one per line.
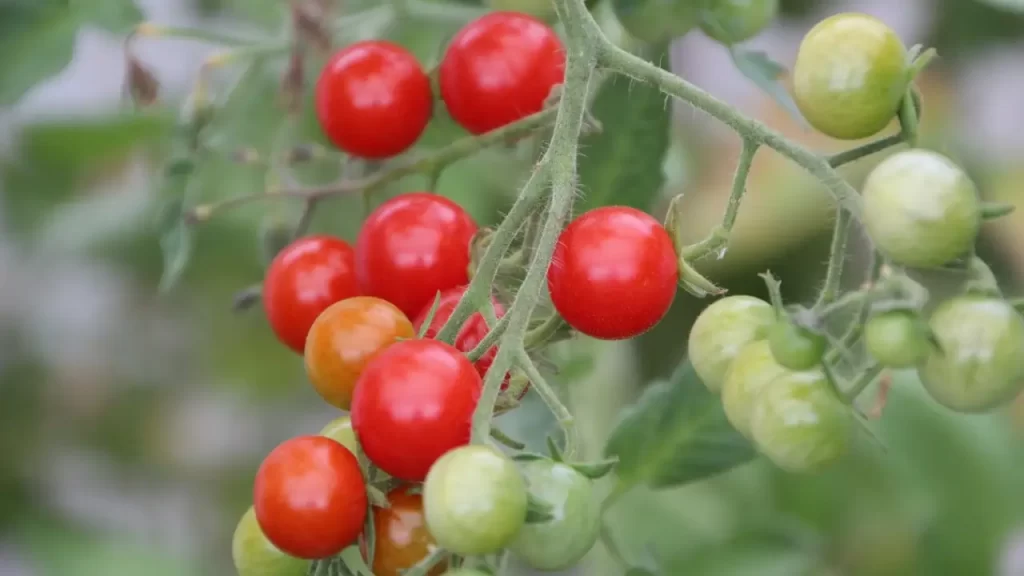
left=253, top=436, right=367, bottom=560
left=263, top=235, right=359, bottom=354
left=351, top=339, right=482, bottom=481
left=305, top=296, right=416, bottom=411
left=439, top=11, right=566, bottom=135
left=368, top=486, right=447, bottom=576
left=355, top=193, right=478, bottom=318
left=315, top=40, right=433, bottom=159
left=547, top=206, right=679, bottom=340
left=412, top=286, right=526, bottom=399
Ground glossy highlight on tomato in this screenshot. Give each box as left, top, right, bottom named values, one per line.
left=253, top=436, right=367, bottom=560
left=304, top=296, right=415, bottom=411
left=315, top=40, right=433, bottom=159
left=351, top=339, right=482, bottom=481
left=262, top=235, right=359, bottom=354
left=356, top=193, right=479, bottom=319
left=440, top=11, right=565, bottom=135
left=722, top=339, right=789, bottom=439
left=547, top=206, right=679, bottom=340
left=233, top=506, right=309, bottom=576
left=688, top=295, right=775, bottom=393
left=368, top=486, right=446, bottom=576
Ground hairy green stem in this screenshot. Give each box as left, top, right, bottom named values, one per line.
left=828, top=134, right=905, bottom=168
left=684, top=138, right=759, bottom=260
left=516, top=349, right=579, bottom=458
left=844, top=364, right=883, bottom=403
left=815, top=207, right=852, bottom=309
left=467, top=312, right=511, bottom=361
left=523, top=314, right=569, bottom=349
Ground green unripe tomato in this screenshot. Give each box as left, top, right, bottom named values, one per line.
left=700, top=0, right=779, bottom=44
left=509, top=460, right=600, bottom=570
left=792, top=12, right=908, bottom=140
left=864, top=310, right=930, bottom=368
left=318, top=416, right=358, bottom=453
left=862, top=149, right=981, bottom=269
left=232, top=506, right=309, bottom=576
left=768, top=320, right=826, bottom=371
left=919, top=296, right=1024, bottom=412
left=722, top=339, right=790, bottom=439
left=689, top=295, right=775, bottom=393
left=750, top=369, right=851, bottom=473
left=612, top=0, right=702, bottom=45
left=424, top=445, right=528, bottom=556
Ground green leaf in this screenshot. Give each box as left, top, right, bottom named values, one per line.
left=578, top=43, right=671, bottom=212
left=19, top=112, right=174, bottom=174
left=526, top=493, right=556, bottom=524
left=973, top=0, right=1024, bottom=12
left=729, top=48, right=807, bottom=127
left=604, top=361, right=757, bottom=489
left=571, top=456, right=619, bottom=480
left=0, top=2, right=78, bottom=105
left=158, top=203, right=194, bottom=293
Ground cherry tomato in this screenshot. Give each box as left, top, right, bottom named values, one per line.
left=413, top=286, right=526, bottom=399
left=547, top=206, right=679, bottom=340
left=351, top=339, right=482, bottom=481
left=864, top=310, right=930, bottom=369
left=232, top=506, right=309, bottom=576
left=750, top=370, right=851, bottom=473
left=508, top=459, right=600, bottom=571
left=439, top=12, right=565, bottom=135
left=318, top=415, right=358, bottom=454
left=315, top=40, right=433, bottom=159
left=262, top=236, right=359, bottom=354
left=919, top=296, right=1024, bottom=412
left=612, top=0, right=701, bottom=45
left=369, top=487, right=446, bottom=576
left=700, top=0, right=778, bottom=44
left=721, top=339, right=789, bottom=439
left=768, top=320, right=827, bottom=371
left=305, top=296, right=415, bottom=410
left=688, top=295, right=775, bottom=393
left=862, top=149, right=980, bottom=269
left=355, top=193, right=479, bottom=319
left=253, top=436, right=367, bottom=560
left=423, top=445, right=528, bottom=556
left=792, top=13, right=908, bottom=140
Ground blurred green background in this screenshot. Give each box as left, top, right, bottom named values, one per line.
left=2, top=0, right=1024, bottom=575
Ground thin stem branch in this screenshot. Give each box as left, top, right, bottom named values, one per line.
left=828, top=134, right=905, bottom=168
left=134, top=22, right=262, bottom=46
left=516, top=349, right=578, bottom=459
left=844, top=364, right=883, bottom=403
left=684, top=138, right=759, bottom=260
left=467, top=311, right=511, bottom=361
left=815, top=207, right=852, bottom=309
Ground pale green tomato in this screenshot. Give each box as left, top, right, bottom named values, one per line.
left=864, top=310, right=930, bottom=368
left=688, top=295, right=775, bottom=393
left=424, top=445, right=528, bottom=556
left=232, top=506, right=309, bottom=576
left=612, top=0, right=702, bottom=45
left=919, top=296, right=1024, bottom=412
left=318, top=415, right=358, bottom=454
left=700, top=0, right=779, bottom=44
left=509, top=460, right=600, bottom=570
left=862, top=149, right=980, bottom=268
left=750, top=369, right=851, bottom=473
left=792, top=12, right=908, bottom=140
left=722, top=340, right=789, bottom=439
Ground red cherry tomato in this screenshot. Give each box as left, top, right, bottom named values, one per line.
left=351, top=339, right=482, bottom=481
left=253, top=436, right=367, bottom=560
left=263, top=235, right=359, bottom=354
left=439, top=11, right=566, bottom=135
left=412, top=286, right=526, bottom=399
left=315, top=40, right=433, bottom=159
left=355, top=193, right=478, bottom=318
left=547, top=206, right=678, bottom=340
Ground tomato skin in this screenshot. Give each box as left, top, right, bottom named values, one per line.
left=351, top=339, right=482, bottom=481
left=355, top=193, right=479, bottom=319
left=864, top=310, right=929, bottom=369
left=440, top=11, right=565, bottom=135
left=612, top=0, right=701, bottom=45
left=370, top=487, right=446, bottom=576
left=722, top=340, right=789, bottom=439
left=862, top=149, right=980, bottom=269
left=232, top=506, right=309, bottom=576
left=318, top=415, right=358, bottom=454
left=263, top=236, right=359, bottom=354
left=423, top=445, right=528, bottom=556
left=750, top=370, right=851, bottom=473
left=768, top=321, right=827, bottom=371
left=689, top=295, right=775, bottom=393
left=919, top=296, right=1024, bottom=412
left=700, top=0, right=779, bottom=44
left=792, top=13, right=908, bottom=140
left=547, top=206, right=679, bottom=340
left=304, top=296, right=415, bottom=410
left=253, top=436, right=367, bottom=560
left=315, top=40, right=432, bottom=159
left=508, top=460, right=600, bottom=571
